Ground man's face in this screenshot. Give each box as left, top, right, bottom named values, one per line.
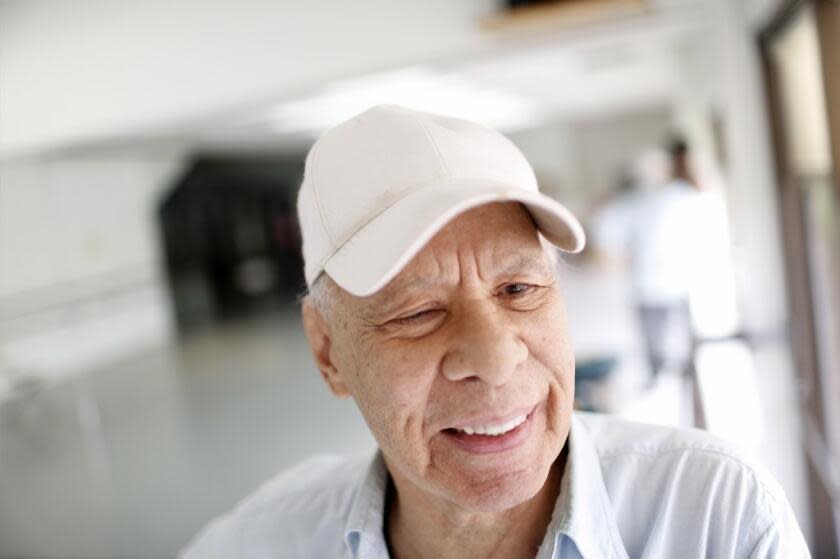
left=306, top=202, right=575, bottom=513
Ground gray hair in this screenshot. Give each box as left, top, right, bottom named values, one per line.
left=302, top=272, right=339, bottom=320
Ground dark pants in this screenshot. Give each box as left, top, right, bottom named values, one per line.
left=637, top=300, right=694, bottom=379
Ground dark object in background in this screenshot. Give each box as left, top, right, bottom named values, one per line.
left=505, top=0, right=560, bottom=9
left=667, top=135, right=698, bottom=187
left=158, top=155, right=306, bottom=331
left=574, top=356, right=617, bottom=411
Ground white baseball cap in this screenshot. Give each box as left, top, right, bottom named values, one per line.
left=297, top=104, right=585, bottom=297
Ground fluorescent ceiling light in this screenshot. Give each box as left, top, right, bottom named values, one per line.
left=264, top=67, right=539, bottom=135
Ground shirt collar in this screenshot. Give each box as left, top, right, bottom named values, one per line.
left=542, top=413, right=629, bottom=559
left=344, top=451, right=390, bottom=559
left=343, top=412, right=629, bottom=559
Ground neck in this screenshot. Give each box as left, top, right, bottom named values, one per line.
left=385, top=451, right=566, bottom=559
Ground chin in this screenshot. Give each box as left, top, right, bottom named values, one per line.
left=449, top=463, right=550, bottom=513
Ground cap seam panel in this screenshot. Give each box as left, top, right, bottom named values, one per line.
left=316, top=178, right=508, bottom=270
left=310, top=141, right=336, bottom=247
left=410, top=112, right=451, bottom=179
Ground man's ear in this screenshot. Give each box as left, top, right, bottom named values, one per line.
left=301, top=299, right=351, bottom=398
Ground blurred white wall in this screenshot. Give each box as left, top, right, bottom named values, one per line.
left=0, top=0, right=497, bottom=157
left=0, top=154, right=180, bottom=295
left=0, top=151, right=182, bottom=388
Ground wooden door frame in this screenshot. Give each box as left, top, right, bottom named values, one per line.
left=759, top=1, right=840, bottom=555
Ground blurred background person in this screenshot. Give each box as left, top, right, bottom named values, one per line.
left=590, top=139, right=704, bottom=386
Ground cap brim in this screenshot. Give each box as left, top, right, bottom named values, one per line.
left=323, top=179, right=585, bottom=297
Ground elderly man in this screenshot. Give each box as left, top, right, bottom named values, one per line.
left=182, top=105, right=808, bottom=558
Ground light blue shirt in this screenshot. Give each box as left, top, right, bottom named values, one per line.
left=180, top=412, right=810, bottom=558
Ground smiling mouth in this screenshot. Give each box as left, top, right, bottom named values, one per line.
left=441, top=405, right=537, bottom=454
left=446, top=413, right=529, bottom=436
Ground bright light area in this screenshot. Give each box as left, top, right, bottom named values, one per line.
left=695, top=340, right=764, bottom=457
left=263, top=67, right=540, bottom=135
left=688, top=190, right=741, bottom=339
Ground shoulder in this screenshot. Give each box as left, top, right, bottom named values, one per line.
left=579, top=411, right=786, bottom=501
left=581, top=411, right=745, bottom=457
left=179, top=453, right=370, bottom=559
left=576, top=412, right=807, bottom=556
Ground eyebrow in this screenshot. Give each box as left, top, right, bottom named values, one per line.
left=493, top=253, right=554, bottom=280
left=361, top=252, right=554, bottom=320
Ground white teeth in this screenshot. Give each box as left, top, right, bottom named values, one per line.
left=456, top=414, right=528, bottom=437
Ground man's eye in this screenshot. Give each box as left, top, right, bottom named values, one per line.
left=393, top=309, right=436, bottom=325
left=503, top=283, right=533, bottom=296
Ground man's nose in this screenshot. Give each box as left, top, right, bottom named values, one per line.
left=441, top=303, right=528, bottom=386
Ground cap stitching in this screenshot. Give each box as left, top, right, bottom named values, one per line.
left=315, top=112, right=448, bottom=273
left=310, top=140, right=336, bottom=247
left=409, top=112, right=451, bottom=179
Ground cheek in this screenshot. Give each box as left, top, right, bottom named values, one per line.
left=547, top=334, right=575, bottom=387
left=345, top=340, right=441, bottom=445
left=524, top=305, right=575, bottom=380
left=519, top=305, right=576, bottom=423
left=537, top=333, right=575, bottom=420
